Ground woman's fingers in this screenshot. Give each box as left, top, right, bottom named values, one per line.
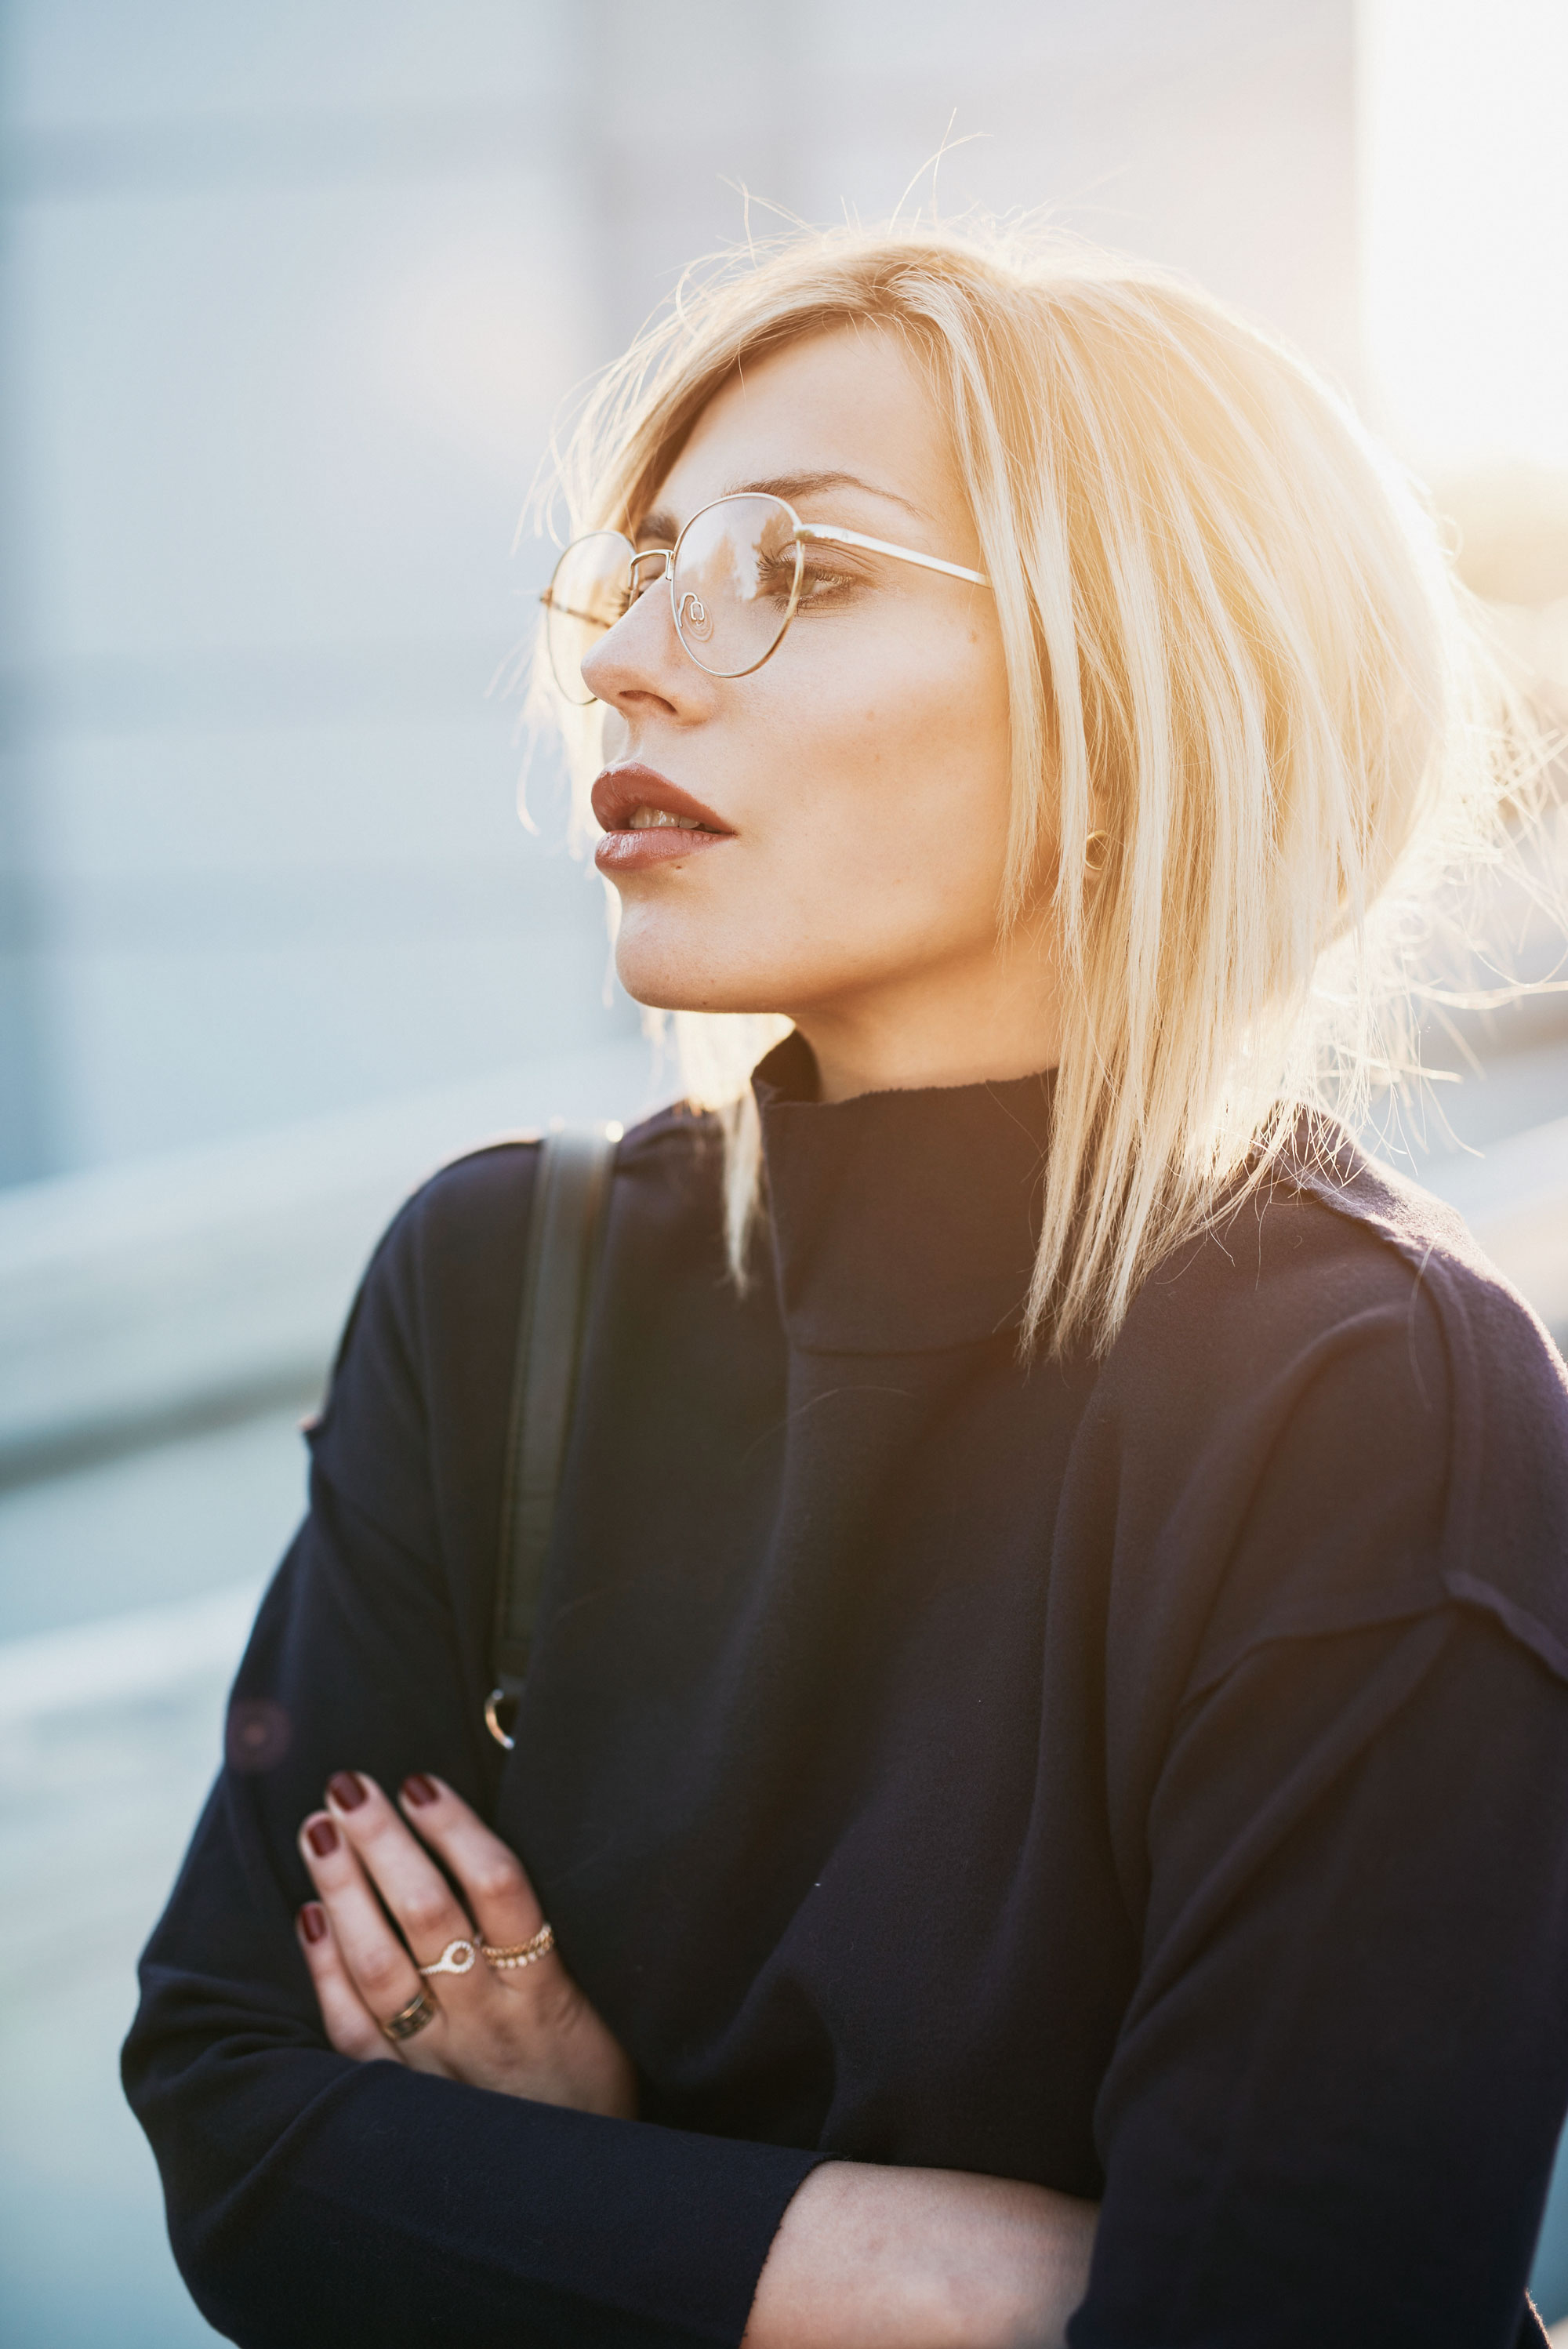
left=295, top=1902, right=397, bottom=2064
left=322, top=1771, right=486, bottom=1991
left=297, top=1806, right=432, bottom=2029
left=296, top=1774, right=634, bottom=2116
left=298, top=1764, right=550, bottom=2073
left=395, top=1773, right=548, bottom=1959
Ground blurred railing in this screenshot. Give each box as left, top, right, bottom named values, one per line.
left=1421, top=1112, right=1568, bottom=1345
left=0, top=1038, right=656, bottom=1492
left=2, top=1054, right=1563, bottom=1505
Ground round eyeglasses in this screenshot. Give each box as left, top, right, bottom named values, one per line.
left=540, top=489, right=989, bottom=707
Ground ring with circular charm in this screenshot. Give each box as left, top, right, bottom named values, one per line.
left=417, top=1935, right=481, bottom=1979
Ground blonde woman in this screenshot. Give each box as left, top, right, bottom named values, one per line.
left=127, top=227, right=1568, bottom=2349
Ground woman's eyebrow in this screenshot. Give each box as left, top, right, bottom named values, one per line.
left=728, top=469, right=932, bottom=522
left=635, top=472, right=932, bottom=544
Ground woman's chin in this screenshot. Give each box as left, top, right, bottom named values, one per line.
left=616, top=971, right=777, bottom=1018
left=610, top=916, right=779, bottom=1019
left=612, top=939, right=787, bottom=1020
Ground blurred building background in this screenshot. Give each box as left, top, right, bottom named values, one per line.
left=0, top=0, right=1367, bottom=1192
left=0, top=3, right=1564, bottom=2343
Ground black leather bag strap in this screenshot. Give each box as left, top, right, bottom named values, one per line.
left=485, top=1123, right=617, bottom=1749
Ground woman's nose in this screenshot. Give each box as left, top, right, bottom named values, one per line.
left=581, top=567, right=694, bottom=714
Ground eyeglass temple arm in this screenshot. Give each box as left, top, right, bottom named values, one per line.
left=794, top=521, right=989, bottom=589
left=537, top=594, right=617, bottom=624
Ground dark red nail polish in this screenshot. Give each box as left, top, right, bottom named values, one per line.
left=299, top=1902, right=328, bottom=1944
left=327, top=1771, right=367, bottom=1811
left=307, top=1817, right=338, bottom=1857
left=401, top=1773, right=439, bottom=1808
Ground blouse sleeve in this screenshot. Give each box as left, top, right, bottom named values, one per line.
left=121, top=1172, right=822, bottom=2349
left=1071, top=1606, right=1568, bottom=2347
left=1073, top=1248, right=1568, bottom=2349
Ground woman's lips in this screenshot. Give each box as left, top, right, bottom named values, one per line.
left=591, top=761, right=735, bottom=877
left=595, top=826, right=729, bottom=873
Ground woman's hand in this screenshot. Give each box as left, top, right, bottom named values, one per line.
left=295, top=1769, right=636, bottom=2118
left=296, top=1771, right=1094, bottom=2347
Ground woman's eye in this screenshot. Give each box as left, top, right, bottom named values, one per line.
left=752, top=554, right=799, bottom=601
left=795, top=563, right=856, bottom=604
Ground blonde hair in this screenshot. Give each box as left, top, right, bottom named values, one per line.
left=529, top=220, right=1541, bottom=1356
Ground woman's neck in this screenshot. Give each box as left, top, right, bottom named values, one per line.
left=788, top=934, right=1065, bottom=1104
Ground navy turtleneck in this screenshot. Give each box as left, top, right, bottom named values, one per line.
left=126, top=1049, right=1568, bottom=2349
left=753, top=1029, right=1054, bottom=1350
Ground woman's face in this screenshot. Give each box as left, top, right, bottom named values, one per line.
left=582, top=325, right=1052, bottom=1096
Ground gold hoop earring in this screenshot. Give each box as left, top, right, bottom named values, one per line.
left=1083, top=830, right=1111, bottom=876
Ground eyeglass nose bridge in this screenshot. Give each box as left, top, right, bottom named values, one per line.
left=620, top=543, right=714, bottom=660
left=625, top=546, right=673, bottom=595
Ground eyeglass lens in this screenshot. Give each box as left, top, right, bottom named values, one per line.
left=543, top=530, right=633, bottom=707
left=544, top=494, right=804, bottom=703
left=666, top=495, right=801, bottom=678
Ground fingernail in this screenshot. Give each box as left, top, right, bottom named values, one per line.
left=306, top=1817, right=338, bottom=1857
left=299, top=1902, right=328, bottom=1944
left=401, top=1773, right=438, bottom=1808
left=326, top=1771, right=367, bottom=1811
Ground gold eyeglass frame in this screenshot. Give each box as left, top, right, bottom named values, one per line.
left=540, top=489, right=990, bottom=705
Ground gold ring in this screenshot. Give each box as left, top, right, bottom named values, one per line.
left=381, top=1987, right=439, bottom=2042
left=418, top=1937, right=480, bottom=1979
left=480, top=1923, right=554, bottom=1970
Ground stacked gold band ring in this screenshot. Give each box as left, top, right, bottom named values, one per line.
left=480, top=1923, right=554, bottom=1970
left=381, top=1987, right=439, bottom=2042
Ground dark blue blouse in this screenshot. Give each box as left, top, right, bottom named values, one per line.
left=125, top=1037, right=1568, bottom=2347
